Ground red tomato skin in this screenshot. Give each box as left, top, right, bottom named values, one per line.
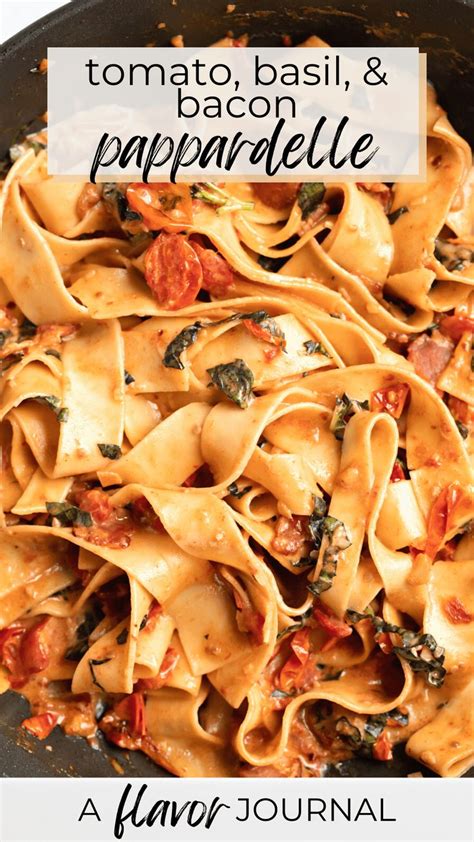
left=370, top=382, right=410, bottom=419
left=144, top=233, right=202, bottom=309
left=22, top=712, right=59, bottom=740
left=443, top=597, right=472, bottom=624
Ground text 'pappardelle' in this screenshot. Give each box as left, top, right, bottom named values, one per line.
left=0, top=35, right=473, bottom=779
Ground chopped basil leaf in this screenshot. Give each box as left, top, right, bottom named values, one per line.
left=387, top=206, right=409, bottom=224
left=303, top=340, right=329, bottom=357
left=277, top=607, right=313, bottom=640
left=18, top=318, right=36, bottom=340
left=116, top=628, right=129, bottom=645
left=1, top=352, right=24, bottom=374
left=297, top=182, right=325, bottom=220
left=346, top=610, right=446, bottom=687
left=455, top=420, right=469, bottom=439
left=46, top=501, right=93, bottom=528
left=65, top=607, right=104, bottom=661
left=307, top=496, right=329, bottom=552
left=227, top=482, right=252, bottom=499
left=191, top=182, right=254, bottom=212
left=207, top=358, right=255, bottom=409
left=45, top=348, right=61, bottom=359
left=124, top=369, right=135, bottom=385
left=308, top=517, right=351, bottom=596
left=88, top=657, right=112, bottom=691
left=330, top=393, right=369, bottom=441
left=163, top=321, right=202, bottom=370
left=103, top=183, right=140, bottom=222
left=0, top=329, right=12, bottom=347
left=97, top=443, right=122, bottom=460
left=33, top=394, right=69, bottom=422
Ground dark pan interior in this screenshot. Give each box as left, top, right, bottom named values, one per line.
left=0, top=0, right=473, bottom=777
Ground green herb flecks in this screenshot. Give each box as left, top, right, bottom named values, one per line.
left=297, top=182, right=325, bottom=220
left=46, top=501, right=93, bottom=528
left=346, top=610, right=446, bottom=687
left=88, top=657, right=112, bottom=692
left=0, top=329, right=12, bottom=348
left=97, top=443, right=122, bottom=460
left=191, top=182, right=254, bottom=213
left=330, top=393, right=369, bottom=441
left=207, top=358, right=255, bottom=409
left=227, top=482, right=252, bottom=499
left=308, top=516, right=351, bottom=596
left=303, top=340, right=330, bottom=357
left=387, top=206, right=409, bottom=224
left=116, top=628, right=129, bottom=645
left=277, top=607, right=313, bottom=640
left=33, top=394, right=69, bottom=422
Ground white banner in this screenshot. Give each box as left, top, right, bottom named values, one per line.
left=47, top=47, right=426, bottom=182
left=0, top=777, right=472, bottom=842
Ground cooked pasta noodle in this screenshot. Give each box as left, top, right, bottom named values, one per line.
left=0, top=37, right=473, bottom=778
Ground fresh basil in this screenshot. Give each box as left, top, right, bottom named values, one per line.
left=207, top=358, right=255, bottom=408
left=387, top=206, right=409, bottom=224
left=277, top=606, right=313, bottom=640
left=116, top=628, right=129, bottom=645
left=303, top=340, right=329, bottom=357
left=227, top=482, right=252, bottom=499
left=18, top=318, right=36, bottom=340
left=330, top=393, right=369, bottom=441
left=88, top=657, right=112, bottom=691
left=456, top=420, right=469, bottom=439
left=346, top=610, right=446, bottom=687
left=46, top=501, right=93, bottom=528
left=97, top=443, right=122, bottom=460
left=33, top=394, right=69, bottom=422
left=124, top=369, right=135, bottom=385
left=65, top=607, right=104, bottom=661
left=297, top=182, right=325, bottom=220
left=191, top=182, right=254, bottom=212
left=308, top=517, right=352, bottom=596
left=162, top=310, right=278, bottom=371
left=163, top=322, right=203, bottom=370
left=103, top=183, right=141, bottom=222
left=45, top=348, right=61, bottom=359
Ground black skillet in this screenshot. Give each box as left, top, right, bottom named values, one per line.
left=0, top=0, right=473, bottom=777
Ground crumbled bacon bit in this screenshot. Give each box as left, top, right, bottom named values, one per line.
left=443, top=597, right=472, bottom=624
left=271, top=515, right=309, bottom=556
left=407, top=333, right=454, bottom=387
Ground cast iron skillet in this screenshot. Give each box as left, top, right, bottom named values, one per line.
left=0, top=0, right=473, bottom=777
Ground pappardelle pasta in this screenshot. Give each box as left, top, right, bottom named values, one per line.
left=0, top=36, right=473, bottom=779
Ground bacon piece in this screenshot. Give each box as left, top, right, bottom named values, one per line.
left=271, top=515, right=309, bottom=556
left=373, top=732, right=393, bottom=761
left=439, top=315, right=474, bottom=342
left=407, top=333, right=454, bottom=387
left=252, top=182, right=301, bottom=209
left=190, top=241, right=235, bottom=297
left=75, top=488, right=113, bottom=523
left=448, top=396, right=474, bottom=428
left=22, top=712, right=59, bottom=740
left=126, top=183, right=193, bottom=230
left=144, top=232, right=202, bottom=309
left=425, top=482, right=472, bottom=559
left=443, top=597, right=472, bottom=624
left=312, top=601, right=352, bottom=652
left=371, top=382, right=410, bottom=419
left=135, top=647, right=179, bottom=691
